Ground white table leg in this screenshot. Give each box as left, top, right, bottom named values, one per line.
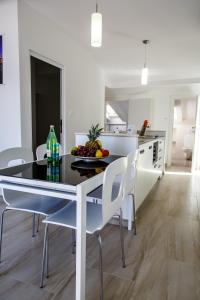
left=76, top=184, right=86, bottom=300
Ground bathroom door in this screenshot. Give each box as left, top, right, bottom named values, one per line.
left=171, top=97, right=197, bottom=173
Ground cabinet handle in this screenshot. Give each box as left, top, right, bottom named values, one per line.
left=149, top=146, right=152, bottom=149
left=140, top=149, right=145, bottom=154
left=159, top=157, right=162, bottom=160
left=159, top=149, right=162, bottom=152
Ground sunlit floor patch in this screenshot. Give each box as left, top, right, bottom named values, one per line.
left=165, top=171, right=192, bottom=176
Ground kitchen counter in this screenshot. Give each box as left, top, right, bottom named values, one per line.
left=135, top=137, right=165, bottom=209
left=138, top=136, right=165, bottom=146
left=75, top=132, right=138, bottom=156
left=138, top=138, right=154, bottom=146
left=76, top=132, right=138, bottom=138
left=75, top=131, right=165, bottom=231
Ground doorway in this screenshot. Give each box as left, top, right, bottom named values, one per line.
left=31, top=56, right=62, bottom=157
left=171, top=97, right=197, bottom=172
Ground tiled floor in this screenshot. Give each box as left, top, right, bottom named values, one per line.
left=171, top=158, right=192, bottom=173
left=0, top=171, right=200, bottom=299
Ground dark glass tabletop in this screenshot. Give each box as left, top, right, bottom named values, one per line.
left=0, top=154, right=122, bottom=187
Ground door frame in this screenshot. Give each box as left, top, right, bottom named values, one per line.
left=168, top=94, right=199, bottom=172
left=29, top=50, right=66, bottom=152
left=192, top=95, right=200, bottom=172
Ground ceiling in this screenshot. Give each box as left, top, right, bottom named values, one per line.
left=24, top=0, right=200, bottom=88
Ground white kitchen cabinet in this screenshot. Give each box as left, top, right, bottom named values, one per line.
left=135, top=145, right=149, bottom=209
left=135, top=138, right=165, bottom=210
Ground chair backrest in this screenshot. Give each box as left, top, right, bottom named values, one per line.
left=0, top=147, right=33, bottom=206
left=123, top=149, right=138, bottom=196
left=102, top=157, right=127, bottom=226
left=36, top=143, right=63, bottom=160
left=0, top=147, right=33, bottom=169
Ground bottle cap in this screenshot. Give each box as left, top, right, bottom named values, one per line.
left=50, top=125, right=54, bottom=128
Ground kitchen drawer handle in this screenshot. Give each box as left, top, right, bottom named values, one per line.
left=140, top=149, right=145, bottom=154
left=149, top=146, right=152, bottom=149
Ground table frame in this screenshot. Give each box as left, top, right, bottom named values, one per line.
left=0, top=170, right=104, bottom=300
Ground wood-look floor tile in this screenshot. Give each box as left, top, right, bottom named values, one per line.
left=1, top=171, right=200, bottom=299
left=0, top=274, right=52, bottom=300
left=50, top=268, right=132, bottom=300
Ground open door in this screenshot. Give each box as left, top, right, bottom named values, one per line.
left=170, top=97, right=197, bottom=173
left=31, top=56, right=61, bottom=158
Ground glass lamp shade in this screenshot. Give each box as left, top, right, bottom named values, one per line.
left=141, top=67, right=148, bottom=85
left=91, top=12, right=102, bottom=47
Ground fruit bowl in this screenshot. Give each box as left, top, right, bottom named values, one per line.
left=71, top=124, right=110, bottom=162
left=73, top=155, right=109, bottom=162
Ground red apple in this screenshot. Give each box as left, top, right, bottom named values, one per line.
left=102, top=149, right=109, bottom=157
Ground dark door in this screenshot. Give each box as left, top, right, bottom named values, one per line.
left=31, top=56, right=61, bottom=158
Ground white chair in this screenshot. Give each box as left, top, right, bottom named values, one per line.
left=88, top=150, right=138, bottom=234
left=123, top=149, right=138, bottom=234
left=40, top=157, right=128, bottom=300
left=36, top=143, right=63, bottom=160
left=0, top=147, right=33, bottom=168
left=0, top=147, right=68, bottom=263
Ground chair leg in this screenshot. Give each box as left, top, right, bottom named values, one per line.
left=119, top=208, right=126, bottom=268
left=0, top=209, right=8, bottom=263
left=131, top=193, right=137, bottom=235
left=71, top=229, right=76, bottom=254
left=36, top=215, right=40, bottom=233
left=45, top=224, right=49, bottom=278
left=40, top=223, right=48, bottom=288
left=32, top=213, right=36, bottom=237
left=97, top=232, right=104, bottom=300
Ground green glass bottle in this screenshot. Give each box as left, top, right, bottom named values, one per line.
left=46, top=125, right=58, bottom=162
left=46, top=161, right=60, bottom=182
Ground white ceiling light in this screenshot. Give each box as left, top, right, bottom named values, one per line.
left=141, top=40, right=150, bottom=85
left=91, top=1, right=102, bottom=47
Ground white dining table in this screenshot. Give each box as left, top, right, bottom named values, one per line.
left=0, top=154, right=121, bottom=300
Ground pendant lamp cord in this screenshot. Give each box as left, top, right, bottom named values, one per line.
left=144, top=43, right=147, bottom=68
left=96, top=0, right=98, bottom=12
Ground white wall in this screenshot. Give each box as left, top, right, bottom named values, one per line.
left=18, top=0, right=105, bottom=151
left=0, top=0, right=21, bottom=151
left=128, top=98, right=152, bottom=130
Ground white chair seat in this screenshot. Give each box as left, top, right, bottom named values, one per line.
left=88, top=183, right=120, bottom=201
left=5, top=190, right=68, bottom=216
left=44, top=201, right=103, bottom=234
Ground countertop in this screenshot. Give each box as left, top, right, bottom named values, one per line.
left=75, top=132, right=165, bottom=144
left=138, top=136, right=165, bottom=146
left=75, top=132, right=138, bottom=138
